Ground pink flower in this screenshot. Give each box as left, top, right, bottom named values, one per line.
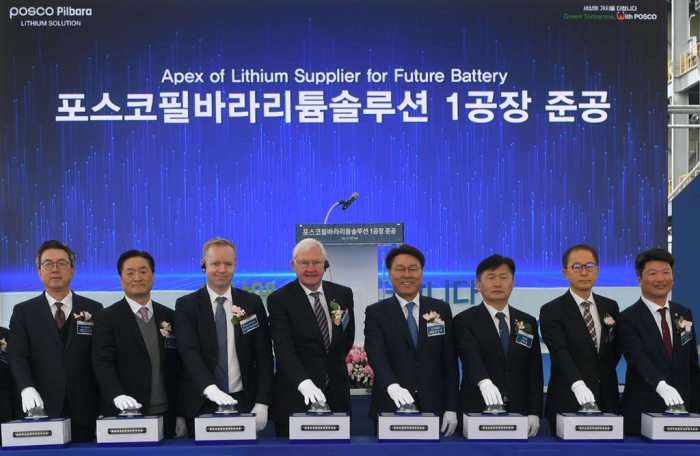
left=681, top=320, right=693, bottom=332
left=0, top=338, right=6, bottom=352
left=422, top=310, right=442, bottom=323
left=351, top=351, right=361, bottom=363
left=232, top=306, right=246, bottom=319
left=347, top=363, right=353, bottom=375
left=604, top=316, right=615, bottom=326
left=364, top=365, right=373, bottom=377
left=360, top=351, right=368, bottom=359
left=160, top=321, right=173, bottom=337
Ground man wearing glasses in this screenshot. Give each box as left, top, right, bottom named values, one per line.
left=364, top=244, right=459, bottom=436
left=268, top=238, right=355, bottom=437
left=539, top=244, right=621, bottom=434
left=8, top=240, right=103, bottom=442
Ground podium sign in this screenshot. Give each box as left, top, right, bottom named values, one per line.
left=289, top=413, right=350, bottom=443
left=463, top=413, right=528, bottom=442
left=1, top=418, right=71, bottom=449
left=556, top=413, right=623, bottom=442
left=194, top=414, right=257, bottom=444
left=296, top=223, right=404, bottom=245
left=642, top=413, right=700, bottom=443
left=96, top=415, right=163, bottom=447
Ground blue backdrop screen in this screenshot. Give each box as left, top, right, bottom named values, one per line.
left=0, top=0, right=667, bottom=290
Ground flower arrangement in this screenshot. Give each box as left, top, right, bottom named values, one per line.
left=0, top=338, right=6, bottom=352
left=346, top=344, right=374, bottom=389
left=73, top=311, right=92, bottom=322
left=603, top=314, right=615, bottom=326
left=330, top=300, right=345, bottom=326
left=422, top=310, right=442, bottom=323
left=675, top=314, right=693, bottom=334
left=231, top=306, right=247, bottom=325
left=160, top=321, right=173, bottom=337
left=514, top=319, right=533, bottom=335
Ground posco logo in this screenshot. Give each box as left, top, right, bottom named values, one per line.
left=9, top=6, right=92, bottom=19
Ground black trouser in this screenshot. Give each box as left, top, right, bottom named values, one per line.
left=185, top=390, right=250, bottom=440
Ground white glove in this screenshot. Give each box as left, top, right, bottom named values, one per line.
left=441, top=411, right=458, bottom=436
left=657, top=381, right=684, bottom=406
left=113, top=395, right=142, bottom=411
left=527, top=415, right=540, bottom=437
left=478, top=379, right=503, bottom=406
left=203, top=384, right=237, bottom=406
left=386, top=383, right=414, bottom=408
left=21, top=387, right=44, bottom=413
left=251, top=403, right=269, bottom=432
left=298, top=379, right=326, bottom=405
left=175, top=417, right=187, bottom=438
left=571, top=380, right=596, bottom=405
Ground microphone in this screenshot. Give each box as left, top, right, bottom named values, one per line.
left=342, top=192, right=359, bottom=210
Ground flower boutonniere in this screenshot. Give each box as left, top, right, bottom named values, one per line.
left=160, top=321, right=173, bottom=337
left=422, top=310, right=443, bottom=323
left=0, top=338, right=7, bottom=352
left=675, top=314, right=693, bottom=334
left=514, top=319, right=533, bottom=335
left=330, top=300, right=345, bottom=326
left=230, top=306, right=247, bottom=325
left=73, top=311, right=92, bottom=322
left=603, top=313, right=616, bottom=326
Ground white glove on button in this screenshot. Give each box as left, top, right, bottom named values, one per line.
left=527, top=415, right=540, bottom=437
left=174, top=417, right=187, bottom=438
left=571, top=380, right=596, bottom=405
left=251, top=403, right=269, bottom=432
left=21, top=387, right=44, bottom=413
left=441, top=411, right=458, bottom=436
left=386, top=383, right=414, bottom=408
left=203, top=384, right=237, bottom=406
left=657, top=381, right=684, bottom=406
left=113, top=395, right=142, bottom=411
left=298, top=379, right=326, bottom=405
left=478, top=379, right=503, bottom=406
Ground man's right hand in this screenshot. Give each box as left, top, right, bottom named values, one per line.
left=386, top=383, right=414, bottom=408
left=113, top=395, right=142, bottom=411
left=21, top=387, right=44, bottom=413
left=657, top=381, right=684, bottom=406
left=203, top=385, right=237, bottom=406
left=478, top=379, right=503, bottom=406
left=298, top=379, right=326, bottom=405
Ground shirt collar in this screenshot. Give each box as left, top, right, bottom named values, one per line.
left=395, top=293, right=420, bottom=309
left=45, top=291, right=73, bottom=310
left=483, top=301, right=510, bottom=321
left=206, top=284, right=232, bottom=303
left=300, top=282, right=324, bottom=297
left=641, top=295, right=670, bottom=314
left=124, top=296, right=153, bottom=315
left=569, top=289, right=596, bottom=306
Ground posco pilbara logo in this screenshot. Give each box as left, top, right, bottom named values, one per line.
left=9, top=6, right=92, bottom=19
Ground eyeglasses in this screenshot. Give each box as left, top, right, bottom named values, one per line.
left=391, top=266, right=422, bottom=275
left=296, top=260, right=324, bottom=269
left=40, top=260, right=71, bottom=270
left=569, top=263, right=597, bottom=273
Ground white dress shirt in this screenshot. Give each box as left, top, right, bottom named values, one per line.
left=125, top=296, right=154, bottom=320
left=483, top=301, right=511, bottom=336
left=641, top=296, right=673, bottom=347
left=570, top=289, right=602, bottom=352
left=206, top=285, right=243, bottom=394
left=46, top=291, right=73, bottom=319
left=395, top=293, right=420, bottom=323
left=300, top=283, right=332, bottom=337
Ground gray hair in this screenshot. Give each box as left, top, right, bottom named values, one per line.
left=292, top=238, right=327, bottom=260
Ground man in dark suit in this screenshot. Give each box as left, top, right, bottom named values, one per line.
left=540, top=244, right=621, bottom=434
left=267, top=238, right=355, bottom=437
left=0, top=326, right=21, bottom=445
left=8, top=240, right=103, bottom=442
left=454, top=255, right=543, bottom=437
left=364, top=244, right=459, bottom=436
left=618, top=248, right=700, bottom=435
left=92, top=250, right=185, bottom=438
left=175, top=238, right=273, bottom=438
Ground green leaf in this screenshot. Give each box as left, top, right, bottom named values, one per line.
left=231, top=316, right=240, bottom=325
left=330, top=301, right=340, bottom=311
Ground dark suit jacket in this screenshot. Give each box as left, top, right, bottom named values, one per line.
left=0, top=326, right=21, bottom=430
left=618, top=299, right=700, bottom=435
left=92, top=299, right=180, bottom=426
left=8, top=292, right=103, bottom=425
left=267, top=280, right=355, bottom=423
left=539, top=291, right=621, bottom=428
left=364, top=295, right=459, bottom=418
left=453, top=303, right=543, bottom=416
left=174, top=287, right=274, bottom=418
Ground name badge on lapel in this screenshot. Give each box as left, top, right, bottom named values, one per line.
left=342, top=309, right=350, bottom=331
left=515, top=331, right=534, bottom=348
left=682, top=330, right=693, bottom=346
left=427, top=322, right=446, bottom=337
left=165, top=334, right=177, bottom=349
left=76, top=321, right=94, bottom=335
left=241, top=315, right=260, bottom=334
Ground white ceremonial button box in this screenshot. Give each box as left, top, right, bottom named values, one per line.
left=195, top=413, right=256, bottom=444
left=463, top=413, right=528, bottom=442
left=377, top=413, right=439, bottom=442
left=1, top=418, right=71, bottom=449
left=641, top=412, right=700, bottom=443
left=96, top=415, right=163, bottom=447
left=556, top=413, right=623, bottom=442
left=289, top=413, right=350, bottom=443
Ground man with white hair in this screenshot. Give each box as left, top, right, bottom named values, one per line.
left=268, top=238, right=355, bottom=437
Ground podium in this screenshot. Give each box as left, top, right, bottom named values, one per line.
left=296, top=223, right=404, bottom=342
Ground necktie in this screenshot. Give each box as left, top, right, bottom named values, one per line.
left=659, top=308, right=673, bottom=359
left=310, top=292, right=330, bottom=351
left=582, top=302, right=597, bottom=347
left=55, top=302, right=66, bottom=329
left=406, top=302, right=419, bottom=348
left=496, top=312, right=509, bottom=357
left=214, top=296, right=229, bottom=392
left=138, top=307, right=150, bottom=323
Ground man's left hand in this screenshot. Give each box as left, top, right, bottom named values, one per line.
left=441, top=411, right=458, bottom=437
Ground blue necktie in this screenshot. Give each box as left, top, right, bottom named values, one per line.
left=214, top=296, right=229, bottom=393
left=496, top=312, right=509, bottom=357
left=406, top=302, right=418, bottom=348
